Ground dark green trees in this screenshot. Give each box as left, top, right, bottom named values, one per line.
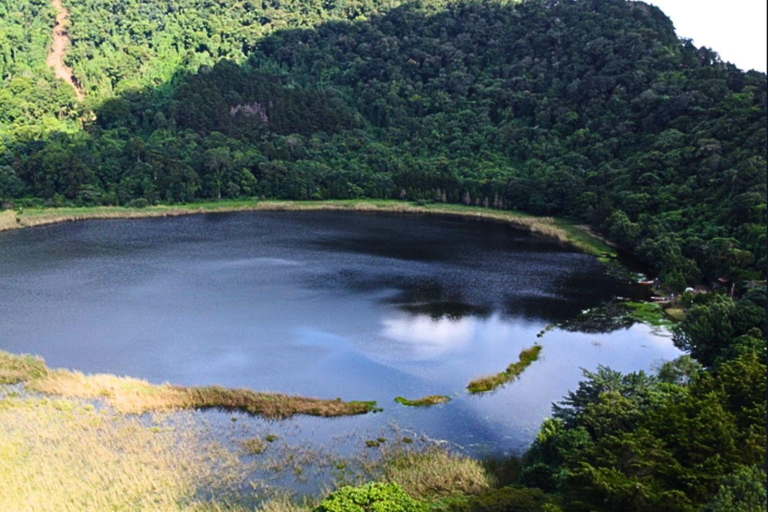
left=1, top=0, right=766, bottom=288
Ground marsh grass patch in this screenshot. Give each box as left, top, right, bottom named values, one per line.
left=395, top=395, right=451, bottom=407
left=0, top=350, right=376, bottom=419
left=0, top=395, right=256, bottom=511
left=467, top=345, right=543, bottom=394
left=376, top=445, right=492, bottom=500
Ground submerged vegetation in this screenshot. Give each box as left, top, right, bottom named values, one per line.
left=558, top=299, right=679, bottom=334
left=0, top=350, right=376, bottom=418
left=467, top=345, right=543, bottom=394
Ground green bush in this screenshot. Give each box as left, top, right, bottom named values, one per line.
left=314, top=482, right=427, bottom=512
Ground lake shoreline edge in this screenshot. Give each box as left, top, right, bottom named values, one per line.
left=0, top=199, right=614, bottom=257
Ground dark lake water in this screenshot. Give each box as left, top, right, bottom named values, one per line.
left=0, top=211, right=680, bottom=456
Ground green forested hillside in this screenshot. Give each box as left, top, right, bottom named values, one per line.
left=1, top=0, right=765, bottom=289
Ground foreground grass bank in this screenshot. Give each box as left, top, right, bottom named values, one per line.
left=0, top=350, right=376, bottom=418
left=0, top=349, right=495, bottom=511
left=0, top=390, right=494, bottom=511
left=0, top=199, right=614, bottom=256
left=0, top=395, right=253, bottom=512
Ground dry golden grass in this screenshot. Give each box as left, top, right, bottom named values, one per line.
left=467, top=344, right=543, bottom=394
left=0, top=395, right=254, bottom=511
left=0, top=210, right=18, bottom=231
left=378, top=446, right=492, bottom=500
left=1, top=350, right=375, bottom=418
left=258, top=496, right=311, bottom=512
left=0, top=351, right=49, bottom=384
left=30, top=370, right=376, bottom=418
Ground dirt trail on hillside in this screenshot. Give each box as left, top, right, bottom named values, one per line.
left=47, top=0, right=84, bottom=100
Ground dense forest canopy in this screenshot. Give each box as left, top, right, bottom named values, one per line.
left=1, top=0, right=765, bottom=290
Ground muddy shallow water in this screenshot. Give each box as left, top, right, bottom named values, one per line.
left=0, top=211, right=680, bottom=456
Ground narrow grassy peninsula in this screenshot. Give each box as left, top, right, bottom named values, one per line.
left=0, top=350, right=376, bottom=418
left=467, top=345, right=543, bottom=394
left=395, top=395, right=451, bottom=407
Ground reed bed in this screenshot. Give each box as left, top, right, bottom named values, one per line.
left=0, top=396, right=253, bottom=512
left=394, top=395, right=451, bottom=407
left=467, top=345, right=543, bottom=394
left=0, top=348, right=495, bottom=511
left=1, top=350, right=376, bottom=418
left=377, top=446, right=492, bottom=500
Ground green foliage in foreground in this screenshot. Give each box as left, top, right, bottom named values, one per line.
left=518, top=295, right=767, bottom=511
left=1, top=0, right=765, bottom=290
left=705, top=465, right=768, bottom=512
left=441, top=486, right=553, bottom=512
left=314, top=482, right=428, bottom=512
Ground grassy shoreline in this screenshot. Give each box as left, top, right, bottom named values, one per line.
left=0, top=350, right=376, bottom=419
left=0, top=199, right=614, bottom=256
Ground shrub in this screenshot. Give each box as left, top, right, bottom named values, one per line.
left=446, top=486, right=550, bottom=512
left=313, top=482, right=427, bottom=512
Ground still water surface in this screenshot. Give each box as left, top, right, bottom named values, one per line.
left=0, top=211, right=680, bottom=455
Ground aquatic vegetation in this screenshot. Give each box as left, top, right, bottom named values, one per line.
left=559, top=300, right=676, bottom=335
left=395, top=395, right=451, bottom=407
left=242, top=438, right=268, bottom=455
left=558, top=303, right=636, bottom=334
left=0, top=350, right=376, bottom=419
left=377, top=446, right=492, bottom=500
left=467, top=345, right=543, bottom=394
left=624, top=301, right=675, bottom=328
